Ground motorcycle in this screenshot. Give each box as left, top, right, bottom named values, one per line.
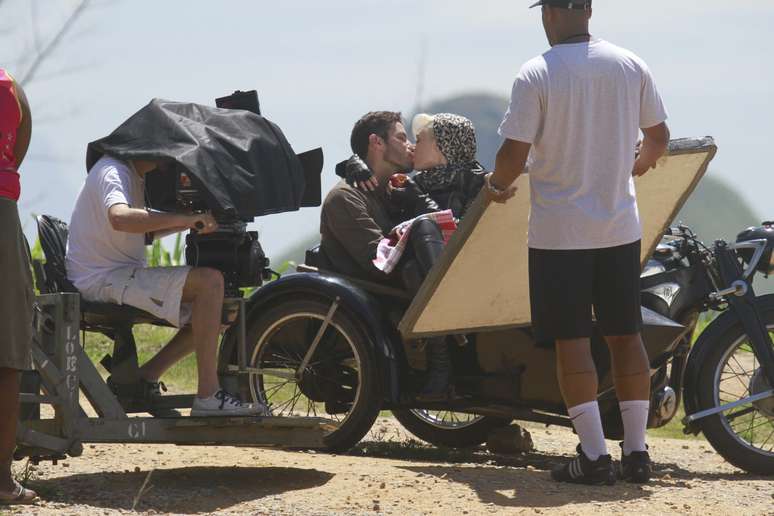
left=215, top=221, right=773, bottom=475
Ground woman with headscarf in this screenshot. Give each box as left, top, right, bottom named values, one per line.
left=337, top=113, right=487, bottom=220
left=409, top=113, right=487, bottom=219
left=0, top=69, right=37, bottom=505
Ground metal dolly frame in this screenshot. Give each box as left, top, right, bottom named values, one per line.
left=15, top=293, right=331, bottom=462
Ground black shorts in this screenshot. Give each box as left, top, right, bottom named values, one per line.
left=528, top=240, right=643, bottom=342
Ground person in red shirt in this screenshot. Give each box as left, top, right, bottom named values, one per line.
left=0, top=69, right=38, bottom=505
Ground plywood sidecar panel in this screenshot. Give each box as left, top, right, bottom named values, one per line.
left=399, top=137, right=717, bottom=338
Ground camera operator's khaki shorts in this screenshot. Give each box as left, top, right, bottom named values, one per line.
left=81, top=266, right=193, bottom=328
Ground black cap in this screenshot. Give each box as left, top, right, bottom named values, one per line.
left=529, top=0, right=591, bottom=9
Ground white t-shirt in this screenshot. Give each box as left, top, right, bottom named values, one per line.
left=499, top=38, right=668, bottom=250
left=66, top=156, right=146, bottom=292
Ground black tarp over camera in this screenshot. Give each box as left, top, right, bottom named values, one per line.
left=86, top=98, right=307, bottom=220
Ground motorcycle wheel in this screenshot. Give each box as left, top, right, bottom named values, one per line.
left=696, top=316, right=774, bottom=475
left=241, top=298, right=382, bottom=452
left=391, top=409, right=511, bottom=448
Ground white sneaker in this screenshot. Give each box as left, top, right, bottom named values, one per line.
left=190, top=390, right=272, bottom=417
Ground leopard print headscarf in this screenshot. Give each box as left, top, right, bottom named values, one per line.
left=414, top=113, right=479, bottom=192
left=432, top=113, right=477, bottom=165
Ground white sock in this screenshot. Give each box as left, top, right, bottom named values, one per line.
left=567, top=401, right=608, bottom=460
left=620, top=400, right=650, bottom=455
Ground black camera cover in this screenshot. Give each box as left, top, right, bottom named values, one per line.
left=86, top=98, right=311, bottom=220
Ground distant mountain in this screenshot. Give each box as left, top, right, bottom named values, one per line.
left=675, top=175, right=761, bottom=243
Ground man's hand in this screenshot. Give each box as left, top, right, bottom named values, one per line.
left=632, top=157, right=657, bottom=177
left=187, top=212, right=218, bottom=234
left=633, top=122, right=670, bottom=178
left=487, top=139, right=531, bottom=204
left=485, top=173, right=518, bottom=204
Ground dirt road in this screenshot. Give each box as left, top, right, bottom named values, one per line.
left=7, top=419, right=773, bottom=515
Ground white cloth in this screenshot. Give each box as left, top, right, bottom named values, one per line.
left=78, top=265, right=192, bottom=328
left=373, top=210, right=457, bottom=274
left=499, top=39, right=668, bottom=250
left=66, top=156, right=147, bottom=293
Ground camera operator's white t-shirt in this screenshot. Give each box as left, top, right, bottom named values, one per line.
left=499, top=38, right=668, bottom=250
left=66, top=156, right=146, bottom=293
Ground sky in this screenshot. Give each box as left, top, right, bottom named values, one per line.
left=2, top=0, right=773, bottom=260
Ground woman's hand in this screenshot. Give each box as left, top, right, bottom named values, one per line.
left=335, top=155, right=377, bottom=192
left=355, top=176, right=379, bottom=192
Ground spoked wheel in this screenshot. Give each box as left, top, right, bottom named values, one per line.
left=697, top=321, right=774, bottom=475
left=392, top=408, right=511, bottom=448
left=242, top=299, right=382, bottom=452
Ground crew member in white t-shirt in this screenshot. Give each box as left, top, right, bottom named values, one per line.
left=486, top=0, right=670, bottom=485
left=66, top=155, right=270, bottom=417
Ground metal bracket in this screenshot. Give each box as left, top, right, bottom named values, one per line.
left=296, top=297, right=340, bottom=380
left=682, top=388, right=773, bottom=424
left=709, top=280, right=748, bottom=301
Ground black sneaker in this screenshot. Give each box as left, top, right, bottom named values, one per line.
left=619, top=443, right=651, bottom=483
left=107, top=376, right=166, bottom=402
left=551, top=445, right=616, bottom=485
left=107, top=376, right=177, bottom=416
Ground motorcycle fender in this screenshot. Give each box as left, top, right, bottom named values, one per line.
left=683, top=294, right=774, bottom=419
left=218, top=272, right=401, bottom=402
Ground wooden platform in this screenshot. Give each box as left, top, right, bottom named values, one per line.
left=399, top=137, right=717, bottom=338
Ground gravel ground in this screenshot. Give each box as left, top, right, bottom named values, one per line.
left=4, top=418, right=773, bottom=515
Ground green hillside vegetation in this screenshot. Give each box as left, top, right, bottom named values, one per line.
left=675, top=175, right=762, bottom=243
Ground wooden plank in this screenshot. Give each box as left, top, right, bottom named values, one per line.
left=399, top=137, right=718, bottom=338
left=16, top=424, right=70, bottom=454
left=23, top=416, right=331, bottom=449
left=77, top=345, right=127, bottom=419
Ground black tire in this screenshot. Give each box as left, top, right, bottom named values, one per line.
left=695, top=309, right=774, bottom=475
left=241, top=298, right=382, bottom=452
left=391, top=408, right=511, bottom=448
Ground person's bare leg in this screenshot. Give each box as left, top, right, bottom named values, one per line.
left=138, top=327, right=195, bottom=383
left=606, top=333, right=651, bottom=456
left=556, top=338, right=608, bottom=460
left=605, top=333, right=650, bottom=401
left=556, top=338, right=597, bottom=407
left=0, top=368, right=20, bottom=492
left=180, top=268, right=223, bottom=398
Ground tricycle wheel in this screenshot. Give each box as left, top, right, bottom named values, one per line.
left=241, top=298, right=382, bottom=452
left=694, top=315, right=774, bottom=475
left=391, top=409, right=511, bottom=448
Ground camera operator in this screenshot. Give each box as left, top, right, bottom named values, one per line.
left=320, top=111, right=454, bottom=402
left=0, top=69, right=37, bottom=505
left=66, top=155, right=270, bottom=416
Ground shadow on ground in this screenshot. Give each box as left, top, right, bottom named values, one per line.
left=348, top=440, right=765, bottom=509
left=30, top=466, right=333, bottom=513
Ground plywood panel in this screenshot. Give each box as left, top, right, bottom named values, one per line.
left=399, top=138, right=717, bottom=338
